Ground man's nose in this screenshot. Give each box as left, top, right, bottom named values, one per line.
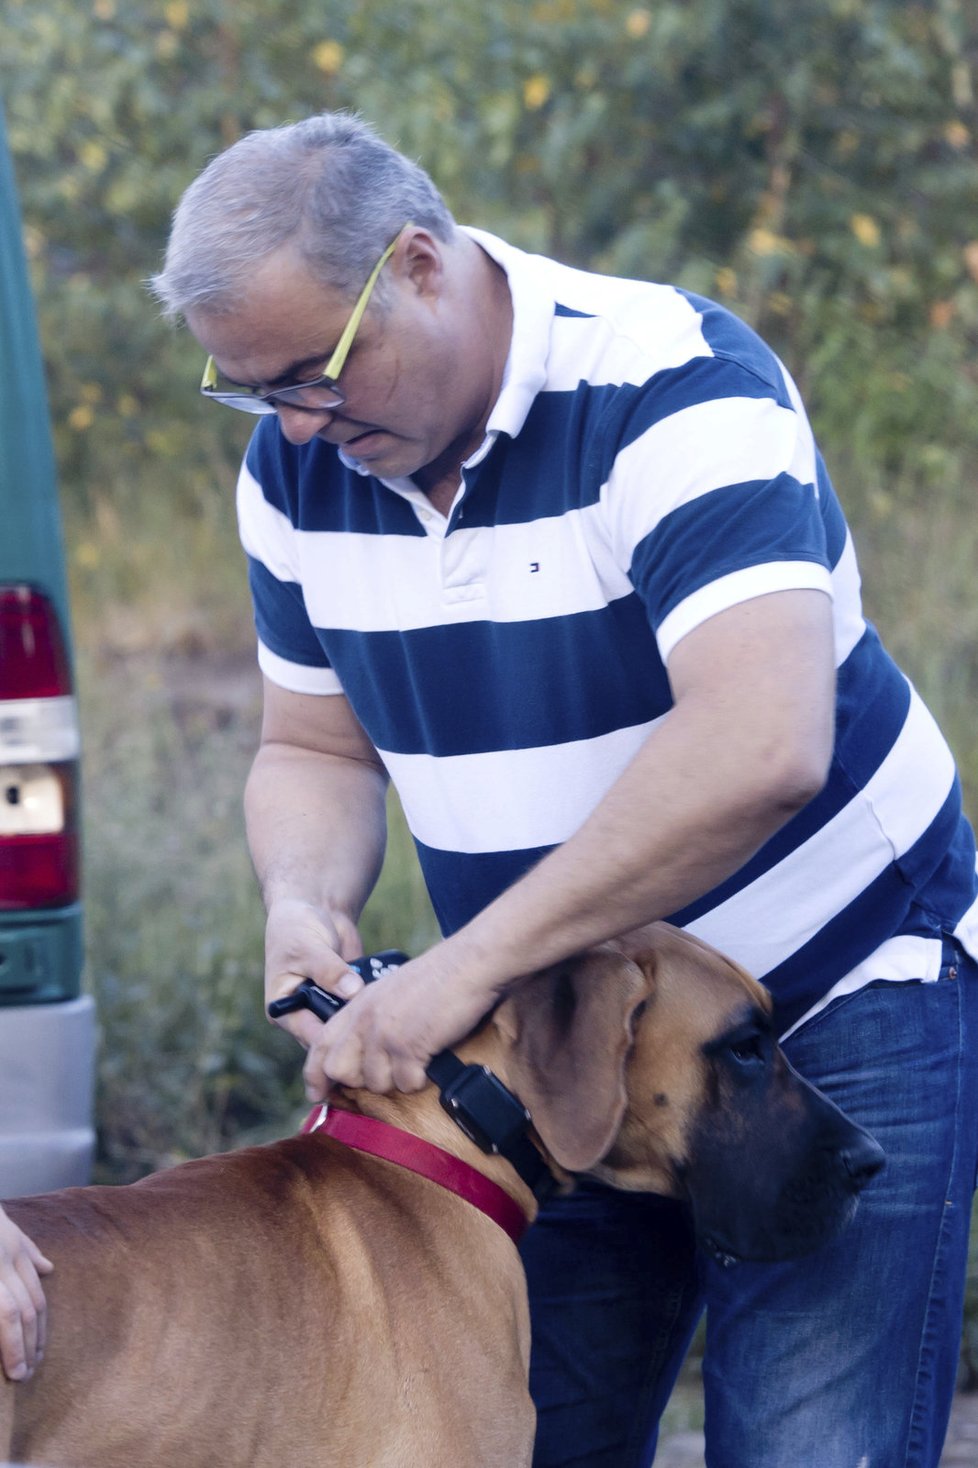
left=274, top=403, right=334, bottom=444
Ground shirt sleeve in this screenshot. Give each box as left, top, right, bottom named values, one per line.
left=236, top=430, right=344, bottom=696
left=602, top=357, right=834, bottom=663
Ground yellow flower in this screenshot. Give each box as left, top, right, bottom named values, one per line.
left=944, top=120, right=971, bottom=149
left=68, top=405, right=95, bottom=432
left=625, top=8, right=651, bottom=38
left=747, top=227, right=783, bottom=257
left=312, top=40, right=344, bottom=76
left=79, top=140, right=107, bottom=173
left=523, top=75, right=551, bottom=111
left=164, top=0, right=189, bottom=27
left=850, top=213, right=881, bottom=248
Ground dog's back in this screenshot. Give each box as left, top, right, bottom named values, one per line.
left=2, top=1133, right=534, bottom=1468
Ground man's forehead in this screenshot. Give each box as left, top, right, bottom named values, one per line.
left=187, top=260, right=350, bottom=388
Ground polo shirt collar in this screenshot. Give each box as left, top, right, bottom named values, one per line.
left=459, top=226, right=554, bottom=443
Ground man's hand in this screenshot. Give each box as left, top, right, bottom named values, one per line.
left=303, top=948, right=504, bottom=1098
left=0, top=1206, right=52, bottom=1382
left=264, top=898, right=366, bottom=1051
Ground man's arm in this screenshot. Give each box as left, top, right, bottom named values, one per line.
left=246, top=676, right=390, bottom=1051
left=303, top=588, right=835, bottom=1095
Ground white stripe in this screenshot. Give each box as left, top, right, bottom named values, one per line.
left=381, top=720, right=658, bottom=854
left=297, top=512, right=634, bottom=633
left=257, top=640, right=344, bottom=696
left=830, top=530, right=866, bottom=665
left=687, top=684, right=956, bottom=977
left=779, top=935, right=944, bottom=1041
left=656, top=563, right=834, bottom=663
left=779, top=362, right=818, bottom=490
left=603, top=396, right=805, bottom=557
left=544, top=302, right=713, bottom=391
left=237, top=462, right=301, bottom=583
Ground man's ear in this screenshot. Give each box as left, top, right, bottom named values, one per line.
left=397, top=228, right=443, bottom=299
left=494, top=948, right=654, bottom=1172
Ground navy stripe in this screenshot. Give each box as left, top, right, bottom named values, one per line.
left=817, top=458, right=848, bottom=569
left=247, top=422, right=425, bottom=537
left=463, top=358, right=804, bottom=531
left=677, top=290, right=792, bottom=398
left=630, top=474, right=828, bottom=629
left=833, top=630, right=910, bottom=784
left=323, top=595, right=669, bottom=757
left=415, top=840, right=555, bottom=935
left=249, top=557, right=331, bottom=668
left=554, top=302, right=594, bottom=318
left=246, top=418, right=301, bottom=522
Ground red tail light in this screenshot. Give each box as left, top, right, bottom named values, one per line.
left=0, top=586, right=81, bottom=909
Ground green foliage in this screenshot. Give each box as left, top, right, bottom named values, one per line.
left=3, top=0, right=976, bottom=517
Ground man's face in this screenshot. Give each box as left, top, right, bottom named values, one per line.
left=187, top=235, right=491, bottom=483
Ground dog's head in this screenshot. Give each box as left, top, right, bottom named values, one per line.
left=492, top=923, right=884, bottom=1263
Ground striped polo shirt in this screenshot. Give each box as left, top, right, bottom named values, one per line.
left=238, top=226, right=978, bottom=1035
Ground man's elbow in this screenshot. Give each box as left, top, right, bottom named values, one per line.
left=758, top=733, right=833, bottom=819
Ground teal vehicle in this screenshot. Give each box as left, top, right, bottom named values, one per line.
left=0, top=104, right=95, bottom=1195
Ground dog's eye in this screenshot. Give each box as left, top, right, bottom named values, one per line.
left=727, top=1034, right=766, bottom=1066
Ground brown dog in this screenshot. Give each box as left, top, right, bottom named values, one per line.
left=0, top=924, right=883, bottom=1468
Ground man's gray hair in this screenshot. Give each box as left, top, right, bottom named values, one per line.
left=148, top=112, right=456, bottom=319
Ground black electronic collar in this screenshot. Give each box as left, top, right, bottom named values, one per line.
left=268, top=951, right=555, bottom=1203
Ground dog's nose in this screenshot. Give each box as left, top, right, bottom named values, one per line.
left=840, top=1134, right=886, bottom=1189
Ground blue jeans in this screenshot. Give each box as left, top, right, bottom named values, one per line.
left=520, top=940, right=978, bottom=1467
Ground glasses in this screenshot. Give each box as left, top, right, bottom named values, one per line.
left=199, top=224, right=410, bottom=415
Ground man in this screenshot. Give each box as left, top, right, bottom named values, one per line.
left=6, top=111, right=978, bottom=1465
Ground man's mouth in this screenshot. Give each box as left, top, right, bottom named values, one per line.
left=322, top=425, right=381, bottom=450
left=338, top=428, right=392, bottom=459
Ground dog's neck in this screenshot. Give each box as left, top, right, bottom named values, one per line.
left=328, top=1029, right=562, bottom=1224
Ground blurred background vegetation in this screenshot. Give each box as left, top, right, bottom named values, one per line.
left=3, top=0, right=978, bottom=1400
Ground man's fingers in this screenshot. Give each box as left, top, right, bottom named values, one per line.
left=0, top=1272, right=37, bottom=1380
left=389, top=1057, right=429, bottom=1094
left=16, top=1247, right=49, bottom=1363
left=278, top=1007, right=327, bottom=1052
left=21, top=1236, right=53, bottom=1277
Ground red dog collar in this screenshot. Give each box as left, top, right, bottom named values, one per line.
left=303, top=1104, right=530, bottom=1244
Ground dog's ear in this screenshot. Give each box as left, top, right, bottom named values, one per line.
left=494, top=947, right=653, bottom=1172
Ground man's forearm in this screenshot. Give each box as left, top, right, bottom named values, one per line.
left=245, top=740, right=389, bottom=924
